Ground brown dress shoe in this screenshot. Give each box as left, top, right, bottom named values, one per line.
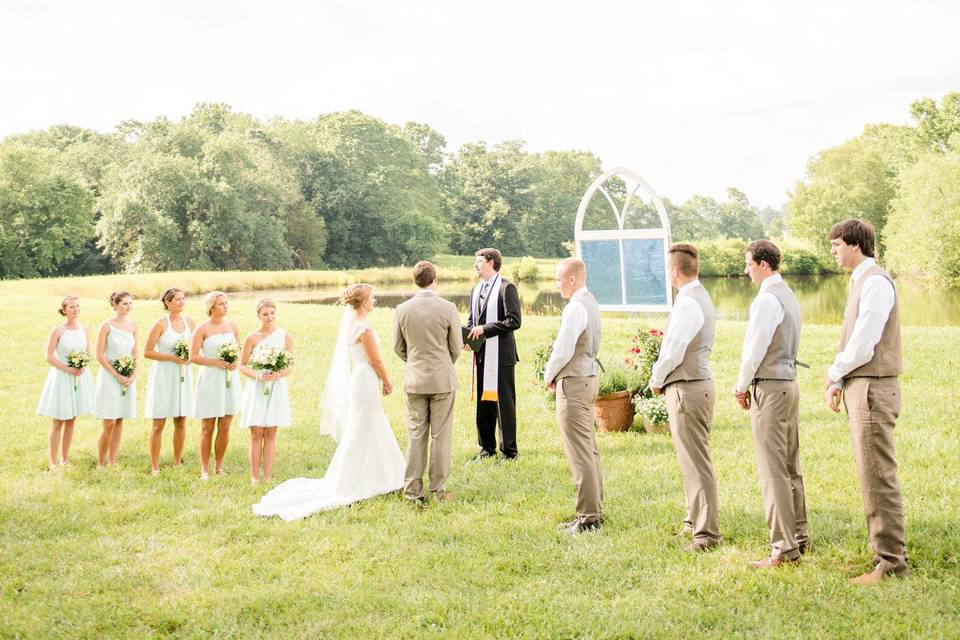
left=850, top=568, right=886, bottom=586
left=749, top=555, right=800, bottom=569
left=431, top=491, right=455, bottom=502
left=558, top=519, right=601, bottom=534
left=684, top=539, right=720, bottom=553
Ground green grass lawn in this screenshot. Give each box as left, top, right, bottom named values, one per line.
left=2, top=281, right=958, bottom=638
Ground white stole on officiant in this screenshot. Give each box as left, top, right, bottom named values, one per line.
left=472, top=274, right=503, bottom=402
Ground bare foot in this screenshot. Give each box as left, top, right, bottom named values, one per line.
left=215, top=468, right=226, bottom=476
left=199, top=471, right=209, bottom=481
left=150, top=468, right=160, bottom=476
left=48, top=463, right=59, bottom=472
left=250, top=477, right=259, bottom=486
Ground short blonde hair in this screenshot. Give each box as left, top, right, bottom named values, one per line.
left=341, top=284, right=372, bottom=310
left=204, top=291, right=227, bottom=316
left=256, top=298, right=277, bottom=315
left=58, top=295, right=79, bottom=316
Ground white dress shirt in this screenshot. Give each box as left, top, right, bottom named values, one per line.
left=734, top=273, right=786, bottom=393
left=649, top=280, right=705, bottom=390
left=543, top=287, right=589, bottom=384
left=828, top=258, right=896, bottom=385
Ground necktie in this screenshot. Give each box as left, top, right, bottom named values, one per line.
left=479, top=282, right=490, bottom=310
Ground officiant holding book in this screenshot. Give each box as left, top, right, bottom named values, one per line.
left=465, top=248, right=522, bottom=460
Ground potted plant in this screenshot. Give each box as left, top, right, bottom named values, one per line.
left=625, top=326, right=669, bottom=434
left=633, top=394, right=669, bottom=434
left=595, top=365, right=642, bottom=432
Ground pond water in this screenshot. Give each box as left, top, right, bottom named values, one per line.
left=225, top=276, right=960, bottom=326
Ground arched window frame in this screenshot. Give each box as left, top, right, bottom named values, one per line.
left=574, top=166, right=673, bottom=311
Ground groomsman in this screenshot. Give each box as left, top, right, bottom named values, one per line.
left=543, top=258, right=603, bottom=534
left=824, top=218, right=908, bottom=586
left=649, top=244, right=722, bottom=552
left=734, top=240, right=808, bottom=568
left=466, top=248, right=522, bottom=460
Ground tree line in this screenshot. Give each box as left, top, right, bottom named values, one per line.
left=788, top=91, right=960, bottom=286
left=0, top=103, right=783, bottom=278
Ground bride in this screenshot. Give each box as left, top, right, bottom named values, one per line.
left=253, top=284, right=405, bottom=520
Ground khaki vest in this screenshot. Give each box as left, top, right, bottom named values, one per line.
left=556, top=291, right=602, bottom=379
left=664, top=283, right=715, bottom=385
left=756, top=280, right=802, bottom=380
left=839, top=264, right=902, bottom=378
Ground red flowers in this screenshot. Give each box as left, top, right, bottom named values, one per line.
left=649, top=328, right=664, bottom=337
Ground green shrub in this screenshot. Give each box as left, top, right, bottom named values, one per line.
left=781, top=248, right=833, bottom=275
left=503, top=256, right=540, bottom=283
left=598, top=365, right=643, bottom=397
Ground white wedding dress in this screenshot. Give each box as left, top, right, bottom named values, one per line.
left=252, top=318, right=405, bottom=520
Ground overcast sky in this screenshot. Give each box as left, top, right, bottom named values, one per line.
left=2, top=0, right=958, bottom=207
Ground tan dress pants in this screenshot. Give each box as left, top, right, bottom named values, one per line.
left=750, top=379, right=808, bottom=560
left=666, top=379, right=721, bottom=543
left=556, top=375, right=602, bottom=523
left=403, top=391, right=455, bottom=500
left=843, top=376, right=908, bottom=575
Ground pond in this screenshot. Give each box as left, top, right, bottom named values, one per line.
left=224, top=276, right=960, bottom=326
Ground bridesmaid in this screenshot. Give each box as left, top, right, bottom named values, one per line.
left=94, top=291, right=138, bottom=467
left=239, top=299, right=294, bottom=485
left=37, top=295, right=95, bottom=470
left=143, top=288, right=196, bottom=474
left=191, top=291, right=241, bottom=480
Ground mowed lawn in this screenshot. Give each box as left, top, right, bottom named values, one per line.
left=1, top=281, right=958, bottom=638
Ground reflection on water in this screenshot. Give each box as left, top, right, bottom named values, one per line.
left=256, top=276, right=958, bottom=326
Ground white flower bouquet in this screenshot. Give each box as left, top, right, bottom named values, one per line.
left=111, top=355, right=136, bottom=396
left=249, top=344, right=294, bottom=395
left=66, top=350, right=90, bottom=390
left=217, top=342, right=241, bottom=388
left=172, top=339, right=189, bottom=382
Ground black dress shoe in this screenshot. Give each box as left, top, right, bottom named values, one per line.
left=558, top=519, right=601, bottom=534
left=471, top=450, right=496, bottom=461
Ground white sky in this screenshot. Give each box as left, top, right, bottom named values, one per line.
left=1, top=0, right=958, bottom=207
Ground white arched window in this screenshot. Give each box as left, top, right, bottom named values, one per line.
left=575, top=166, right=672, bottom=311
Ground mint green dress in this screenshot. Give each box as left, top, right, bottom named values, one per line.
left=36, top=327, right=95, bottom=420
left=192, top=332, right=241, bottom=419
left=144, top=316, right=194, bottom=419
left=94, top=325, right=137, bottom=420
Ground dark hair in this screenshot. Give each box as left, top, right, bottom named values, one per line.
left=475, top=248, right=502, bottom=271
left=668, top=243, right=699, bottom=277
left=829, top=218, right=876, bottom=258
left=160, top=287, right=183, bottom=310
left=109, top=290, right=132, bottom=307
left=413, top=261, right=437, bottom=288
left=745, top=240, right=781, bottom=271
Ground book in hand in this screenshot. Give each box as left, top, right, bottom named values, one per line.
left=462, top=326, right=486, bottom=352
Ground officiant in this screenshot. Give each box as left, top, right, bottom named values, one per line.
left=465, top=248, right=522, bottom=460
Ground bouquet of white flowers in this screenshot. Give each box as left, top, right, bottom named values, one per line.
left=66, top=350, right=90, bottom=390
left=111, top=355, right=136, bottom=396
left=248, top=343, right=294, bottom=395
left=217, top=342, right=240, bottom=388
left=172, top=339, right=189, bottom=382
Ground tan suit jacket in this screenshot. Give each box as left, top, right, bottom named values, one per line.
left=394, top=289, right=463, bottom=393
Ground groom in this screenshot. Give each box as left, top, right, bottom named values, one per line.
left=394, top=260, right=464, bottom=503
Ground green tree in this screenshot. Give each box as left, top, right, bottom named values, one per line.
left=788, top=135, right=898, bottom=256
left=96, top=105, right=301, bottom=271
left=0, top=144, right=94, bottom=278
left=910, top=92, right=960, bottom=152
left=441, top=141, right=531, bottom=255
left=521, top=150, right=602, bottom=257
left=305, top=111, right=444, bottom=267
left=885, top=149, right=960, bottom=286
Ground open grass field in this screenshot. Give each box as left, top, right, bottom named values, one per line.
left=1, top=275, right=959, bottom=638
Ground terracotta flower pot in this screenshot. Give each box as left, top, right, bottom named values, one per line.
left=594, top=391, right=635, bottom=432
left=642, top=415, right=670, bottom=434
